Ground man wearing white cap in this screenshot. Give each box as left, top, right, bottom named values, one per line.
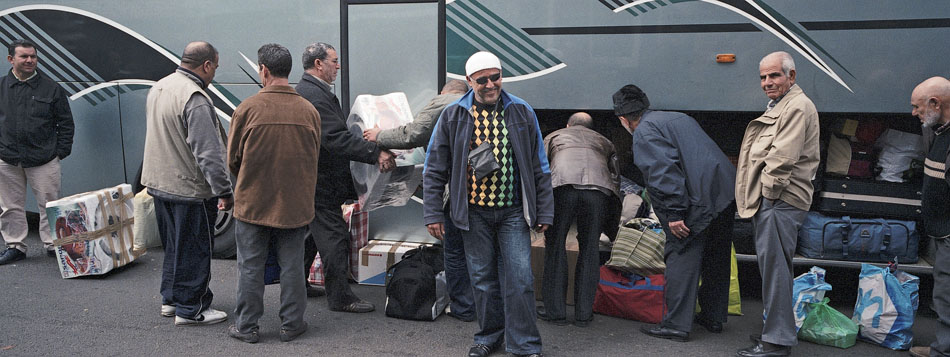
left=423, top=51, right=553, bottom=357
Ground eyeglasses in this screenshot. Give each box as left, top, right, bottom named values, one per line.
left=473, top=73, right=500, bottom=85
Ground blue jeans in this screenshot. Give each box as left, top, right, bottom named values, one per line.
left=153, top=196, right=216, bottom=319
left=462, top=204, right=541, bottom=355
left=444, top=210, right=475, bottom=319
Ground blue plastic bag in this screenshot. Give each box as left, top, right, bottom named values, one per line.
left=791, top=266, right=833, bottom=331
left=852, top=264, right=920, bottom=350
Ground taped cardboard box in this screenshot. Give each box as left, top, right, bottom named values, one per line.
left=358, top=240, right=429, bottom=286
left=46, top=184, right=136, bottom=279
left=531, top=231, right=579, bottom=305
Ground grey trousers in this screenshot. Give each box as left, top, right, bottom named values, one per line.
left=661, top=204, right=735, bottom=332
left=233, top=220, right=308, bottom=334
left=752, top=198, right=807, bottom=347
left=931, top=236, right=950, bottom=356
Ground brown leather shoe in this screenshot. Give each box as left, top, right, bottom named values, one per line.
left=909, top=346, right=931, bottom=357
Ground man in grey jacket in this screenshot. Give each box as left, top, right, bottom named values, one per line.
left=613, top=84, right=736, bottom=343
left=142, top=41, right=232, bottom=326
left=538, top=112, right=619, bottom=327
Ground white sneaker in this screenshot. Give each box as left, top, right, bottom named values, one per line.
left=161, top=304, right=175, bottom=317
left=174, top=308, right=228, bottom=326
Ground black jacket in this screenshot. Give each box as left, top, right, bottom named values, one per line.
left=0, top=70, right=74, bottom=167
left=295, top=74, right=379, bottom=205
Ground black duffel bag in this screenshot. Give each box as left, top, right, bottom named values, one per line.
left=384, top=245, right=449, bottom=321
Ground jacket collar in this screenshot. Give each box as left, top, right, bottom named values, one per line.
left=757, top=84, right=804, bottom=123
left=456, top=89, right=516, bottom=112
left=259, top=84, right=298, bottom=95
left=301, top=73, right=332, bottom=93
left=6, top=69, right=41, bottom=88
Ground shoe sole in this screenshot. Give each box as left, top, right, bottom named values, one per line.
left=175, top=316, right=227, bottom=326
left=161, top=311, right=175, bottom=317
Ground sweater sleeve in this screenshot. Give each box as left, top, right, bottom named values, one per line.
left=183, top=93, right=232, bottom=198
left=376, top=96, right=446, bottom=150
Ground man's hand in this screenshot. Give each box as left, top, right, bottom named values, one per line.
left=426, top=223, right=445, bottom=240
left=217, top=197, right=234, bottom=211
left=534, top=224, right=550, bottom=234
left=669, top=220, right=690, bottom=239
left=378, top=149, right=396, bottom=172
left=363, top=126, right=381, bottom=142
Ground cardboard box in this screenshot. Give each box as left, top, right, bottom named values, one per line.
left=46, top=184, right=136, bottom=279
left=357, top=240, right=429, bottom=286
left=531, top=231, right=579, bottom=305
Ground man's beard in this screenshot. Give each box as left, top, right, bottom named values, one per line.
left=921, top=109, right=941, bottom=128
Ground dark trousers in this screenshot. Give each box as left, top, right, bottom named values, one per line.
left=931, top=236, right=950, bottom=356
left=234, top=220, right=308, bottom=333
left=444, top=210, right=475, bottom=319
left=153, top=196, right=216, bottom=319
left=542, top=186, right=608, bottom=322
left=303, top=202, right=359, bottom=310
left=661, top=204, right=735, bottom=332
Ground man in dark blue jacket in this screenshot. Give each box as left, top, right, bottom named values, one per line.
left=295, top=42, right=394, bottom=313
left=613, top=84, right=736, bottom=342
left=423, top=51, right=553, bottom=357
left=0, top=39, right=74, bottom=264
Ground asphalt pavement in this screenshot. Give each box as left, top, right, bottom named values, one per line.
left=0, top=226, right=937, bottom=356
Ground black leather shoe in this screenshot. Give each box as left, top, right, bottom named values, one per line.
left=333, top=300, right=375, bottom=313
left=46, top=249, right=56, bottom=257
left=306, top=284, right=326, bottom=298
left=279, top=322, right=309, bottom=342
left=536, top=307, right=569, bottom=326
left=467, top=343, right=496, bottom=357
left=736, top=342, right=791, bottom=357
left=694, top=314, right=723, bottom=333
left=227, top=325, right=259, bottom=344
left=640, top=325, right=689, bottom=342
left=0, top=248, right=26, bottom=265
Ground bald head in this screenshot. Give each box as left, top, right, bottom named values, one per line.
left=911, top=76, right=950, bottom=127
left=180, top=41, right=218, bottom=69
left=442, top=79, right=469, bottom=94
left=567, top=112, right=593, bottom=129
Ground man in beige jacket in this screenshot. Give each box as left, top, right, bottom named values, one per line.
left=734, top=51, right=820, bottom=357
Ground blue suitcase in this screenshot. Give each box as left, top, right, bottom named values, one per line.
left=797, top=212, right=919, bottom=263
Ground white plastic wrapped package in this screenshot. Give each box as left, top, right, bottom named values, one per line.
left=875, top=129, right=925, bottom=182
left=46, top=184, right=137, bottom=278
left=347, top=92, right=425, bottom=211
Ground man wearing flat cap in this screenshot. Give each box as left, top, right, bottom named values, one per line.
left=612, top=84, right=736, bottom=343
left=423, top=51, right=554, bottom=357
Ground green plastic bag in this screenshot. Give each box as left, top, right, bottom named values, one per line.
left=798, top=298, right=859, bottom=349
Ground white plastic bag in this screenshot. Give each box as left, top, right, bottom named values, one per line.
left=875, top=129, right=925, bottom=182
left=347, top=93, right=425, bottom=211
left=132, top=190, right=161, bottom=256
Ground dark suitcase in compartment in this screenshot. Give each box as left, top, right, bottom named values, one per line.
left=797, top=211, right=919, bottom=263
left=815, top=178, right=921, bottom=220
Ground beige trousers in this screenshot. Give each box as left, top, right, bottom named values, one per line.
left=0, top=157, right=61, bottom=253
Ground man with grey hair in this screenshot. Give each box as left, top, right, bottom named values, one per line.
left=908, top=76, right=950, bottom=357
left=296, top=42, right=394, bottom=313
left=735, top=51, right=819, bottom=357
left=362, top=78, right=476, bottom=322
left=227, top=43, right=321, bottom=343
left=538, top=112, right=619, bottom=328
left=142, top=41, right=232, bottom=325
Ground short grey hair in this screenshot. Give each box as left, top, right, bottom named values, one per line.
left=760, top=51, right=796, bottom=76
left=302, top=42, right=335, bottom=70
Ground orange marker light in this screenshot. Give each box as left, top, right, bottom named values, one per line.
left=716, top=54, right=736, bottom=63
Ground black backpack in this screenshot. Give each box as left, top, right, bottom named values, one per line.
left=384, top=245, right=448, bottom=321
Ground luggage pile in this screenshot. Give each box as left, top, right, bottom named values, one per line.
left=799, top=118, right=926, bottom=264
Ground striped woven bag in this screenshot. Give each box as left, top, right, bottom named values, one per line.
left=605, top=218, right=666, bottom=276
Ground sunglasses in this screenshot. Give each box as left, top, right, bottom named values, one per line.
left=473, top=73, right=501, bottom=85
